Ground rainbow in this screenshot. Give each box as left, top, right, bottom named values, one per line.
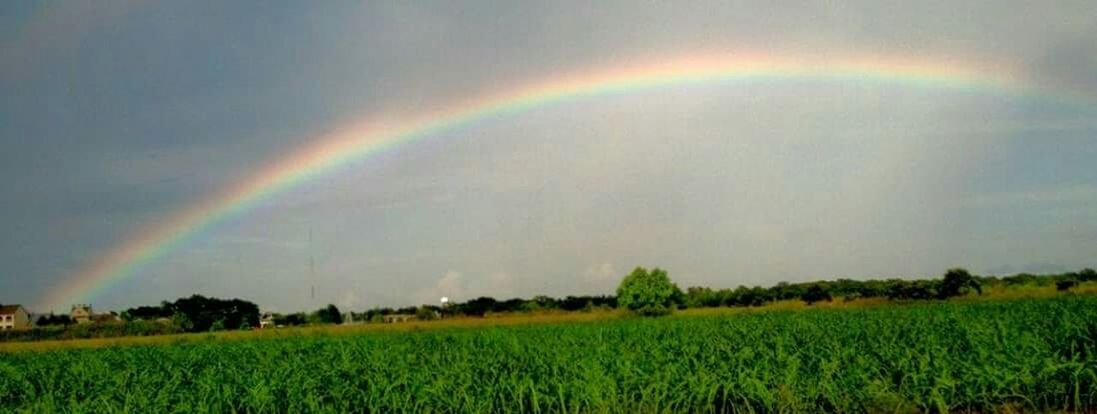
left=37, top=53, right=1084, bottom=310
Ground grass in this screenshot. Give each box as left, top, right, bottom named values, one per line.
left=4, top=283, right=1094, bottom=354
left=0, top=309, right=628, bottom=353
left=2, top=296, right=1096, bottom=412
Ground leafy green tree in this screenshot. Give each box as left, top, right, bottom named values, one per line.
left=938, top=268, right=982, bottom=299
left=616, top=267, right=683, bottom=317
left=312, top=304, right=343, bottom=324
left=801, top=283, right=832, bottom=305
left=416, top=306, right=439, bottom=321
left=172, top=313, right=194, bottom=331
left=35, top=313, right=74, bottom=327
left=1079, top=268, right=1097, bottom=282
left=169, top=295, right=259, bottom=332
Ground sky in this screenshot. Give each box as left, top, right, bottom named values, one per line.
left=2, top=1, right=1096, bottom=313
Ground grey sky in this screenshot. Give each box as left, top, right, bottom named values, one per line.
left=2, top=1, right=1095, bottom=312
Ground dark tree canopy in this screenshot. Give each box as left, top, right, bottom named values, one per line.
left=939, top=268, right=982, bottom=299
left=35, top=313, right=74, bottom=327
left=312, top=304, right=343, bottom=325
left=122, top=304, right=174, bottom=321
left=169, top=295, right=259, bottom=332
left=801, top=283, right=833, bottom=305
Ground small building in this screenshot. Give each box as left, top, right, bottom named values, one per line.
left=259, top=312, right=275, bottom=329
left=0, top=305, right=31, bottom=330
left=382, top=314, right=417, bottom=323
left=71, top=304, right=93, bottom=324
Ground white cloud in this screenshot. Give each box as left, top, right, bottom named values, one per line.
left=413, top=271, right=466, bottom=305
left=583, top=263, right=619, bottom=293
left=584, top=263, right=616, bottom=282
left=339, top=290, right=360, bottom=311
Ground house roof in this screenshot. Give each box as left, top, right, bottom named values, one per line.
left=0, top=305, right=24, bottom=315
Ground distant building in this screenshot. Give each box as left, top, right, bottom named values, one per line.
left=382, top=314, right=417, bottom=323
left=71, top=304, right=93, bottom=324
left=0, top=305, right=31, bottom=330
left=259, top=312, right=275, bottom=329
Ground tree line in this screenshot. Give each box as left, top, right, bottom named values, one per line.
left=18, top=267, right=1096, bottom=335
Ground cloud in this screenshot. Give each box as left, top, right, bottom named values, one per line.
left=584, top=263, right=616, bottom=282
left=413, top=271, right=465, bottom=306
left=582, top=263, right=619, bottom=293
left=339, top=290, right=360, bottom=311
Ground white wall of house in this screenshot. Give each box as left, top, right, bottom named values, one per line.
left=0, top=306, right=31, bottom=330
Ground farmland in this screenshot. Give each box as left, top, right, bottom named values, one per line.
left=3, top=296, right=1096, bottom=412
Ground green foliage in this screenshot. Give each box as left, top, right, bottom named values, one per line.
left=415, top=306, right=439, bottom=321
left=1056, top=279, right=1079, bottom=291
left=800, top=283, right=832, bottom=305
left=122, top=303, right=174, bottom=321
left=0, top=320, right=181, bottom=342
left=616, top=267, right=683, bottom=316
left=172, top=313, right=193, bottom=331
left=34, top=313, right=73, bottom=327
left=137, top=295, right=260, bottom=332
left=939, top=268, right=982, bottom=299
left=2, top=297, right=1096, bottom=412
left=1079, top=268, right=1097, bottom=282
left=311, top=304, right=343, bottom=325
left=274, top=312, right=308, bottom=326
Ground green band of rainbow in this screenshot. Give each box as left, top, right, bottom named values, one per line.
left=38, top=53, right=1088, bottom=310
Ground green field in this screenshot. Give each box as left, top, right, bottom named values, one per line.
left=3, top=297, right=1096, bottom=413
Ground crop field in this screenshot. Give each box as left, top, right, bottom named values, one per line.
left=2, top=296, right=1096, bottom=413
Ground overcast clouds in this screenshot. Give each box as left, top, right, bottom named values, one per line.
left=2, top=1, right=1096, bottom=312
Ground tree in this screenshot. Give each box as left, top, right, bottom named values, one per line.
left=312, top=304, right=343, bottom=325
left=685, top=286, right=721, bottom=308
left=122, top=303, right=174, bottom=321
left=1079, top=268, right=1097, bottom=282
left=616, top=267, right=683, bottom=317
left=169, top=295, right=259, bottom=332
left=938, top=268, right=981, bottom=299
left=801, top=283, right=832, bottom=305
left=459, top=297, right=499, bottom=317
left=274, top=312, right=307, bottom=326
left=36, top=313, right=74, bottom=327
left=415, top=306, right=439, bottom=321
left=1056, top=279, right=1078, bottom=291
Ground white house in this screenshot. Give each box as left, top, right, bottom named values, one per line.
left=259, top=312, right=275, bottom=329
left=71, top=304, right=93, bottom=324
left=0, top=305, right=31, bottom=330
